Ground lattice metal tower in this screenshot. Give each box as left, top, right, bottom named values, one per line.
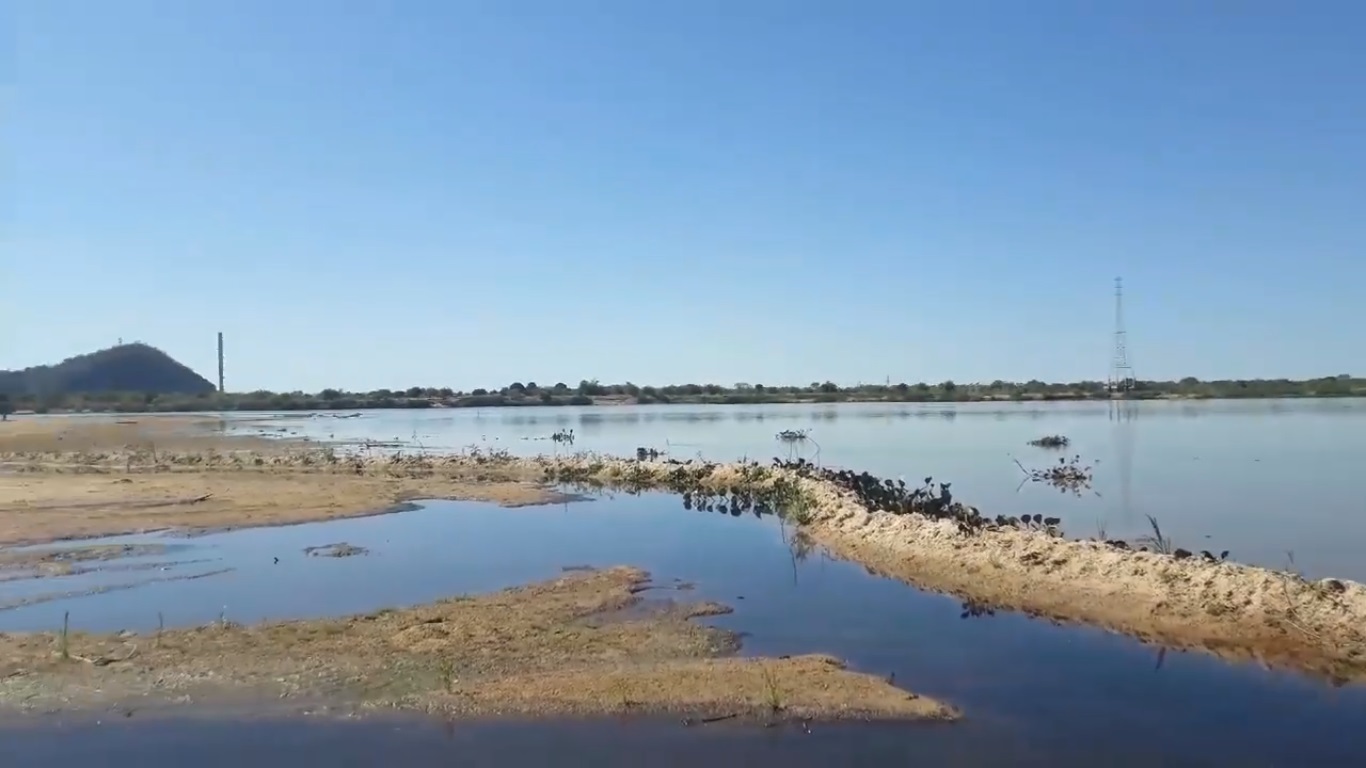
left=1108, top=277, right=1136, bottom=393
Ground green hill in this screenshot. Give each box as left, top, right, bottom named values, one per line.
left=0, top=343, right=217, bottom=397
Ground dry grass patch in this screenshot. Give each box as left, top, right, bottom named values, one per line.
left=0, top=459, right=567, bottom=546
left=0, top=566, right=954, bottom=723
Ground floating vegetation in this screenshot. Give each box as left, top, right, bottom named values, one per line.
left=775, top=429, right=821, bottom=463
left=1027, top=435, right=1070, bottom=449
left=551, top=429, right=576, bottom=445
left=303, top=542, right=369, bottom=558
left=1012, top=455, right=1094, bottom=496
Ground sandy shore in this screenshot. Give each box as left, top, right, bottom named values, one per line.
left=0, top=416, right=567, bottom=545
left=0, top=566, right=954, bottom=722
left=539, top=455, right=1366, bottom=685
left=0, top=414, right=288, bottom=455
left=0, top=416, right=958, bottom=722
left=602, top=458, right=1366, bottom=684
left=3, top=415, right=1363, bottom=689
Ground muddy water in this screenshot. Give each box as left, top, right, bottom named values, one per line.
left=225, top=398, right=1366, bottom=582
left=3, top=493, right=1364, bottom=766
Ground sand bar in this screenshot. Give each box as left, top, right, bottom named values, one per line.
left=2, top=415, right=1362, bottom=688
left=0, top=565, right=954, bottom=721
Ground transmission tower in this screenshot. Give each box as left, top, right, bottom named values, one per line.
left=1108, top=277, right=1136, bottom=393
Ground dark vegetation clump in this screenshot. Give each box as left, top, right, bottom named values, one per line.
left=994, top=513, right=1063, bottom=535
left=774, top=429, right=821, bottom=462
left=541, top=453, right=1050, bottom=538
left=1099, top=514, right=1231, bottom=562
left=542, top=458, right=807, bottom=521
left=1013, top=455, right=1094, bottom=495
left=1027, top=435, right=1070, bottom=449
left=346, top=449, right=1239, bottom=574
left=771, top=459, right=996, bottom=536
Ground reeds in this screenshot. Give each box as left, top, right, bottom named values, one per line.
left=58, top=610, right=70, bottom=660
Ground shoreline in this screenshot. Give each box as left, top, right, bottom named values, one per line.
left=0, top=565, right=957, bottom=724
left=2, top=418, right=1363, bottom=694
left=547, top=455, right=1366, bottom=686
left=5, top=447, right=1364, bottom=685
left=4, top=391, right=1365, bottom=418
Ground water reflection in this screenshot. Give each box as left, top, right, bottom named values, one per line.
left=1112, top=400, right=1138, bottom=528
left=228, top=399, right=1366, bottom=581
left=5, top=492, right=1363, bottom=766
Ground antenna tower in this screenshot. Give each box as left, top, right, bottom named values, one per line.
left=1108, top=277, right=1136, bottom=393
left=216, top=332, right=225, bottom=394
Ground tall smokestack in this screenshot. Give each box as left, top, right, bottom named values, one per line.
left=217, top=332, right=225, bottom=393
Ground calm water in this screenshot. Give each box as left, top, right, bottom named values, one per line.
left=2, top=715, right=1331, bottom=768
left=224, top=399, right=1366, bottom=581
left=3, top=493, right=1363, bottom=766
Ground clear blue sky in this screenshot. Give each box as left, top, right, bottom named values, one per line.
left=8, top=1, right=1364, bottom=392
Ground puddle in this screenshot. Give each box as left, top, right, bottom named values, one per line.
left=1, top=493, right=1363, bottom=765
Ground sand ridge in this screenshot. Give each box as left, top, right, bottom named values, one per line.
left=346, top=449, right=1366, bottom=685
left=0, top=417, right=571, bottom=544
left=0, top=466, right=569, bottom=546
left=545, top=453, right=1366, bottom=684
left=2, top=416, right=1363, bottom=686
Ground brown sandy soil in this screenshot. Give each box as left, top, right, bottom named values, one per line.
left=4, top=418, right=1363, bottom=686
left=0, top=566, right=955, bottom=722
left=795, top=485, right=1366, bottom=686
left=0, top=466, right=567, bottom=546
left=528, top=454, right=1366, bottom=685
left=0, top=414, right=289, bottom=455
left=0, top=415, right=572, bottom=545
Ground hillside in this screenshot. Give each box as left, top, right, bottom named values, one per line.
left=0, top=344, right=217, bottom=396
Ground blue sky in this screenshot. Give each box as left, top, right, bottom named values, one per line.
left=7, top=1, right=1364, bottom=392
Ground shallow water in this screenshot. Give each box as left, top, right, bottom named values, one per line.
left=223, top=399, right=1366, bottom=582
left=3, top=494, right=1364, bottom=766
left=0, top=715, right=1260, bottom=768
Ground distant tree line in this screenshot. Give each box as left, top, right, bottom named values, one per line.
left=1, top=342, right=1360, bottom=415
left=1, top=375, right=1362, bottom=415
